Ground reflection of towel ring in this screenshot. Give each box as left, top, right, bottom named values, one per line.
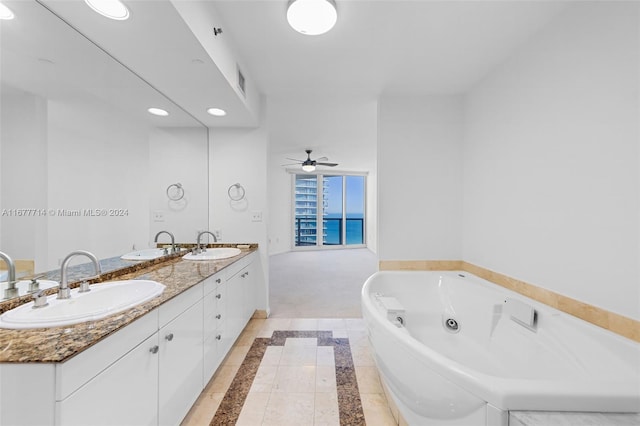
left=166, top=183, right=184, bottom=201
left=228, top=183, right=245, bottom=201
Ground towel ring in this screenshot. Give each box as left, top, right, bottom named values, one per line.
left=166, top=183, right=184, bottom=201
left=228, top=183, right=245, bottom=201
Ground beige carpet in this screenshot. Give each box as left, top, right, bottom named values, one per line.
left=268, top=249, right=378, bottom=318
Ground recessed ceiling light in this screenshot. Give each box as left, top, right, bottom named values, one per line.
left=0, top=3, right=15, bottom=20
left=85, top=0, right=130, bottom=21
left=287, top=0, right=337, bottom=36
left=148, top=108, right=169, bottom=116
left=207, top=108, right=227, bottom=117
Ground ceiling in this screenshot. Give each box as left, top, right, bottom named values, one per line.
left=210, top=0, right=569, bottom=97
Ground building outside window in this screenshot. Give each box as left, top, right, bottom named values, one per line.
left=293, top=174, right=366, bottom=248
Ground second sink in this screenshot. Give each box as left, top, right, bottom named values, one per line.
left=182, top=248, right=241, bottom=261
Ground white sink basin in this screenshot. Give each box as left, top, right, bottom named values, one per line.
left=1, top=279, right=59, bottom=299
left=121, top=248, right=170, bottom=261
left=182, top=248, right=241, bottom=261
left=0, top=280, right=165, bottom=329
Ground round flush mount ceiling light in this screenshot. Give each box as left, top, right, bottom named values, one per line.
left=287, top=0, right=337, bottom=36
left=85, top=0, right=130, bottom=20
left=0, top=3, right=15, bottom=20
left=148, top=107, right=169, bottom=116
left=207, top=108, right=227, bottom=117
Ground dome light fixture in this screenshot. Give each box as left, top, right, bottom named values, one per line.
left=301, top=161, right=316, bottom=172
left=0, top=3, right=15, bottom=20
left=85, top=0, right=130, bottom=21
left=207, top=107, right=227, bottom=117
left=148, top=107, right=169, bottom=117
left=287, top=0, right=337, bottom=36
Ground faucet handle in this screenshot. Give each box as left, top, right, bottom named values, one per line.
left=78, top=281, right=91, bottom=293
left=32, top=289, right=49, bottom=309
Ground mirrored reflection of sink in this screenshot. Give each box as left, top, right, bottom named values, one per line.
left=0, top=280, right=165, bottom=329
left=182, top=248, right=242, bottom=261
left=1, top=279, right=59, bottom=300
left=121, top=248, right=170, bottom=261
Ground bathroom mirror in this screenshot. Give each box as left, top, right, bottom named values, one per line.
left=0, top=0, right=209, bottom=293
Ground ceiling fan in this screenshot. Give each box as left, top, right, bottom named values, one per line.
left=283, top=149, right=338, bottom=172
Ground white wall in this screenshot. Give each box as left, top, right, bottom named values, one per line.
left=462, top=2, right=639, bottom=319
left=377, top=96, right=464, bottom=261
left=267, top=96, right=378, bottom=255
left=209, top=100, right=269, bottom=312
left=148, top=127, right=209, bottom=246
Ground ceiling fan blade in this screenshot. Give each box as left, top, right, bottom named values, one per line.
left=314, top=156, right=328, bottom=162
left=316, top=162, right=338, bottom=167
left=286, top=157, right=304, bottom=162
left=281, top=163, right=301, bottom=166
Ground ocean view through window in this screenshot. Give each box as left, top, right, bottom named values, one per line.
left=294, top=174, right=365, bottom=248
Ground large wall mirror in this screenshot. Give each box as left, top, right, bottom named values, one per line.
left=0, top=0, right=209, bottom=293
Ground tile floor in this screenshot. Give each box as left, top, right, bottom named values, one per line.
left=181, top=318, right=398, bottom=426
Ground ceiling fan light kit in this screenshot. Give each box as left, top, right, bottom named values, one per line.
left=284, top=149, right=339, bottom=172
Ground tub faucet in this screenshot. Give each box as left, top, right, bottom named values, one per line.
left=58, top=250, right=102, bottom=299
left=0, top=251, right=17, bottom=299
left=195, top=231, right=217, bottom=254
left=154, top=230, right=176, bottom=253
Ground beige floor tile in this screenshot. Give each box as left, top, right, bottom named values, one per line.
left=332, top=329, right=349, bottom=338
left=272, top=365, right=316, bottom=393
left=289, top=318, right=319, bottom=330
left=180, top=392, right=224, bottom=426
left=256, top=318, right=292, bottom=337
left=315, top=365, right=337, bottom=393
left=314, top=391, right=340, bottom=425
left=350, top=344, right=376, bottom=367
left=208, top=363, right=241, bottom=393
left=347, top=329, right=369, bottom=347
left=361, top=393, right=397, bottom=426
left=249, top=364, right=278, bottom=393
left=235, top=392, right=270, bottom=426
left=317, top=318, right=347, bottom=330
left=260, top=346, right=283, bottom=366
left=355, top=366, right=384, bottom=394
left=344, top=318, right=367, bottom=330
left=284, top=337, right=318, bottom=347
left=262, top=392, right=315, bottom=426
left=222, top=344, right=251, bottom=366
left=316, top=346, right=335, bottom=366
left=279, top=345, right=317, bottom=366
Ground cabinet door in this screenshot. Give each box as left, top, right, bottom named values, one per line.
left=57, top=333, right=159, bottom=426
left=158, top=299, right=204, bottom=426
left=204, top=281, right=226, bottom=381
left=226, top=269, right=245, bottom=340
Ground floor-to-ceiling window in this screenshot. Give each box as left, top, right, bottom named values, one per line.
left=293, top=173, right=366, bottom=249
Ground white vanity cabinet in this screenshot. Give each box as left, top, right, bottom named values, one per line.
left=0, top=251, right=259, bottom=426
left=158, top=284, right=204, bottom=426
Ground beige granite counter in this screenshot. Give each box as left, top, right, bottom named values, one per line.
left=0, top=245, right=258, bottom=363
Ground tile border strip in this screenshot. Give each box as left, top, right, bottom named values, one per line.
left=210, top=330, right=366, bottom=425
left=379, top=260, right=640, bottom=343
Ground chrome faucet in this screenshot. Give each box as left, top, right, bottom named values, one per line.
left=58, top=250, right=102, bottom=299
left=154, top=230, right=176, bottom=253
left=0, top=251, right=17, bottom=299
left=195, top=231, right=218, bottom=254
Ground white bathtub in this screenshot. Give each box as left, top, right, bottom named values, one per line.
left=361, top=271, right=640, bottom=426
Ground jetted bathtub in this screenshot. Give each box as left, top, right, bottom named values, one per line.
left=361, top=271, right=640, bottom=426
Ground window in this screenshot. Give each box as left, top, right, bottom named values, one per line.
left=293, top=173, right=366, bottom=248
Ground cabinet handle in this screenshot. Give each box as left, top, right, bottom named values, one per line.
left=216, top=293, right=222, bottom=299
left=216, top=314, right=221, bottom=319
left=149, top=345, right=159, bottom=354
left=215, top=335, right=221, bottom=340
left=216, top=278, right=221, bottom=284
left=241, top=272, right=249, bottom=278
left=165, top=333, right=174, bottom=341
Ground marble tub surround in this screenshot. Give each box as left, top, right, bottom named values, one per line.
left=0, top=247, right=257, bottom=363
left=379, top=260, right=640, bottom=343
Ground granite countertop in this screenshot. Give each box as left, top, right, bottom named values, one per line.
left=0, top=244, right=258, bottom=363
